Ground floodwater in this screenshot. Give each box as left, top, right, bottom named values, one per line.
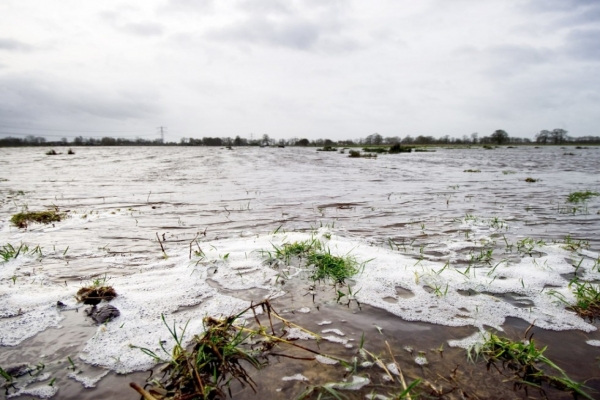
left=1, top=145, right=599, bottom=399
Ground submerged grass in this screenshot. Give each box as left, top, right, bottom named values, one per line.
left=566, top=279, right=600, bottom=322
left=10, top=209, right=64, bottom=228
left=130, top=301, right=346, bottom=400
left=567, top=190, right=599, bottom=203
left=0, top=242, right=42, bottom=262
left=471, top=330, right=592, bottom=399
left=307, top=250, right=360, bottom=284
left=131, top=300, right=433, bottom=400
left=265, top=237, right=365, bottom=286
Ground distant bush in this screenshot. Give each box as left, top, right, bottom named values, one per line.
left=388, top=144, right=413, bottom=154
left=362, top=147, right=388, bottom=154
left=317, top=146, right=337, bottom=152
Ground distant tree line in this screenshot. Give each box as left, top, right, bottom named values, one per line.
left=2, top=129, right=599, bottom=148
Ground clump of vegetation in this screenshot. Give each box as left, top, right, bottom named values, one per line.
left=130, top=301, right=342, bottom=400
left=348, top=150, right=376, bottom=158
left=362, top=147, right=388, bottom=154
left=567, top=190, right=599, bottom=203
left=564, top=152, right=575, bottom=156
left=524, top=177, right=538, bottom=182
left=45, top=149, right=58, bottom=155
left=307, top=250, right=360, bottom=284
left=413, top=148, right=435, bottom=152
left=471, top=331, right=592, bottom=399
left=502, top=170, right=516, bottom=175
left=68, top=148, right=75, bottom=155
left=564, top=279, right=600, bottom=322
left=316, top=146, right=337, bottom=152
left=269, top=238, right=322, bottom=264
left=10, top=209, right=64, bottom=228
left=463, top=169, right=481, bottom=173
left=76, top=277, right=117, bottom=305
left=388, top=143, right=412, bottom=154
left=0, top=243, right=42, bottom=263
left=266, top=238, right=363, bottom=285
left=482, top=145, right=494, bottom=150
left=560, top=235, right=589, bottom=251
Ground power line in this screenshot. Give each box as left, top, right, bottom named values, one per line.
left=0, top=124, right=150, bottom=133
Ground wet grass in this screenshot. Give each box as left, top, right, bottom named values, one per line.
left=265, top=238, right=364, bottom=285
left=567, top=190, right=599, bottom=203
left=10, top=209, right=64, bottom=228
left=76, top=277, right=117, bottom=305
left=471, top=330, right=592, bottom=399
left=307, top=250, right=360, bottom=285
left=0, top=243, right=42, bottom=262
left=524, top=177, right=538, bottom=182
left=129, top=300, right=437, bottom=400
left=565, top=279, right=600, bottom=322
left=130, top=301, right=346, bottom=400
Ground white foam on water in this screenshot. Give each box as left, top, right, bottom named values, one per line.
left=586, top=340, right=600, bottom=347
left=315, top=354, right=339, bottom=365
left=67, top=370, right=110, bottom=388
left=317, top=320, right=332, bottom=325
left=322, top=328, right=345, bottom=336
left=328, top=375, right=370, bottom=391
left=286, top=327, right=317, bottom=340
left=414, top=356, right=428, bottom=366
left=1, top=230, right=597, bottom=384
left=7, top=385, right=58, bottom=399
left=322, top=335, right=348, bottom=344
left=386, top=363, right=399, bottom=376
left=281, top=373, right=309, bottom=381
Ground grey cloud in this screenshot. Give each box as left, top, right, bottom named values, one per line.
left=565, top=28, right=600, bottom=60
left=555, top=5, right=600, bottom=26
left=454, top=44, right=553, bottom=78
left=207, top=15, right=358, bottom=52
left=0, top=73, right=160, bottom=124
left=237, top=0, right=292, bottom=15
left=120, top=22, right=165, bottom=36
left=526, top=0, right=598, bottom=12
left=162, top=0, right=214, bottom=13
left=0, top=38, right=33, bottom=52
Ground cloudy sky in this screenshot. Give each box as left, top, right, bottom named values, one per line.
left=1, top=0, right=599, bottom=142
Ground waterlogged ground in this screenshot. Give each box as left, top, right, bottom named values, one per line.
left=0, top=145, right=599, bottom=399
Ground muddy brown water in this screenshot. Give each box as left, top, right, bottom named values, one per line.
left=1, top=146, right=600, bottom=399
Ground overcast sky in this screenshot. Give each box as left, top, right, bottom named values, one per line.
left=1, top=0, right=599, bottom=142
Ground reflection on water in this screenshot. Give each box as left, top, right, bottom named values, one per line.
left=1, top=146, right=599, bottom=399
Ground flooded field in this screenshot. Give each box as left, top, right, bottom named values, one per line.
left=1, top=145, right=599, bottom=399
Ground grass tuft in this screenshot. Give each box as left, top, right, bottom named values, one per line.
left=471, top=331, right=592, bottom=399
left=131, top=301, right=342, bottom=400
left=567, top=279, right=600, bottom=322
left=10, top=209, right=64, bottom=229
left=1, top=243, right=42, bottom=262
left=307, top=250, right=359, bottom=284
left=567, top=190, right=599, bottom=203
